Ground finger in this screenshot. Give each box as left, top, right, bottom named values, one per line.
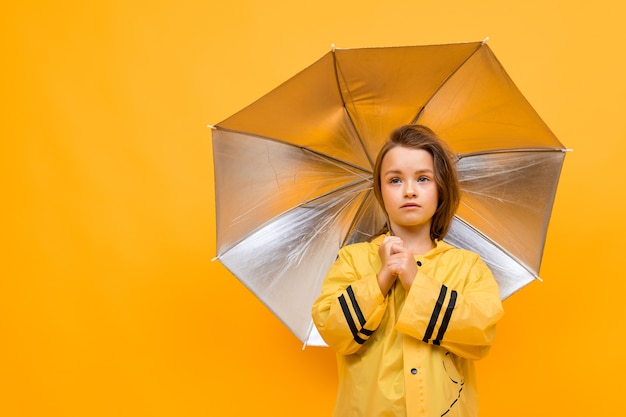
left=390, top=242, right=408, bottom=255
left=380, top=237, right=401, bottom=258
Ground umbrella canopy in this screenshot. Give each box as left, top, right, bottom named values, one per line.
left=211, top=40, right=567, bottom=347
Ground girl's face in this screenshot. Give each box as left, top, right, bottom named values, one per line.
left=379, top=146, right=439, bottom=234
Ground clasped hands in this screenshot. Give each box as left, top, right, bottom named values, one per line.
left=377, top=236, right=418, bottom=294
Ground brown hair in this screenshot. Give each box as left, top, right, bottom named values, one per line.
left=372, top=124, right=460, bottom=241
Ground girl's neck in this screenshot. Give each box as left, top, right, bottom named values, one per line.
left=389, top=225, right=434, bottom=255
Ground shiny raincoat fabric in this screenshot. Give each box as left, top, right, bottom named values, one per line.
left=312, top=235, right=504, bottom=417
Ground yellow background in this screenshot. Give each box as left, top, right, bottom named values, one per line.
left=2, top=0, right=625, bottom=416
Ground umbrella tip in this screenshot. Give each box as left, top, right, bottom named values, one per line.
left=331, top=43, right=336, bottom=52
left=482, top=37, right=490, bottom=44
left=207, top=124, right=217, bottom=130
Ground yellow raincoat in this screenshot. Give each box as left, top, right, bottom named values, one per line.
left=312, top=235, right=504, bottom=417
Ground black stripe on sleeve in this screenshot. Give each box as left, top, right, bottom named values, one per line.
left=338, top=294, right=367, bottom=344
left=433, top=290, right=457, bottom=345
left=422, top=285, right=447, bottom=343
left=346, top=285, right=366, bottom=327
left=359, top=327, right=374, bottom=336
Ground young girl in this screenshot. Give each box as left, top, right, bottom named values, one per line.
left=312, top=124, right=504, bottom=417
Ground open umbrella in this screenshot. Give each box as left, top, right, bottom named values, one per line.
left=211, top=40, right=567, bottom=347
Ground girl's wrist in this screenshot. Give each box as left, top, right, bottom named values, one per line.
left=377, top=270, right=394, bottom=295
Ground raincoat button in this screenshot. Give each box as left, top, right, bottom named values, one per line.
left=416, top=261, right=422, bottom=267
left=411, top=368, right=418, bottom=375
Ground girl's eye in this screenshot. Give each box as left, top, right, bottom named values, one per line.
left=390, top=178, right=401, bottom=184
left=417, top=176, right=430, bottom=183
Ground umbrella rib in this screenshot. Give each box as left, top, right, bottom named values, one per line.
left=457, top=147, right=569, bottom=160
left=214, top=126, right=372, bottom=176
left=449, top=215, right=543, bottom=282
left=340, top=189, right=378, bottom=247
left=298, top=177, right=372, bottom=208
left=331, top=48, right=375, bottom=169
left=411, top=41, right=486, bottom=124
left=216, top=178, right=373, bottom=257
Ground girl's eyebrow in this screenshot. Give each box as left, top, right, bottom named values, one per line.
left=383, top=168, right=434, bottom=176
left=383, top=169, right=402, bottom=176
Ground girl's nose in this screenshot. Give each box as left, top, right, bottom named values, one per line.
left=405, top=185, right=416, bottom=197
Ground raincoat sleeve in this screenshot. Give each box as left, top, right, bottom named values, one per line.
left=395, top=251, right=504, bottom=360
left=311, top=244, right=387, bottom=355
